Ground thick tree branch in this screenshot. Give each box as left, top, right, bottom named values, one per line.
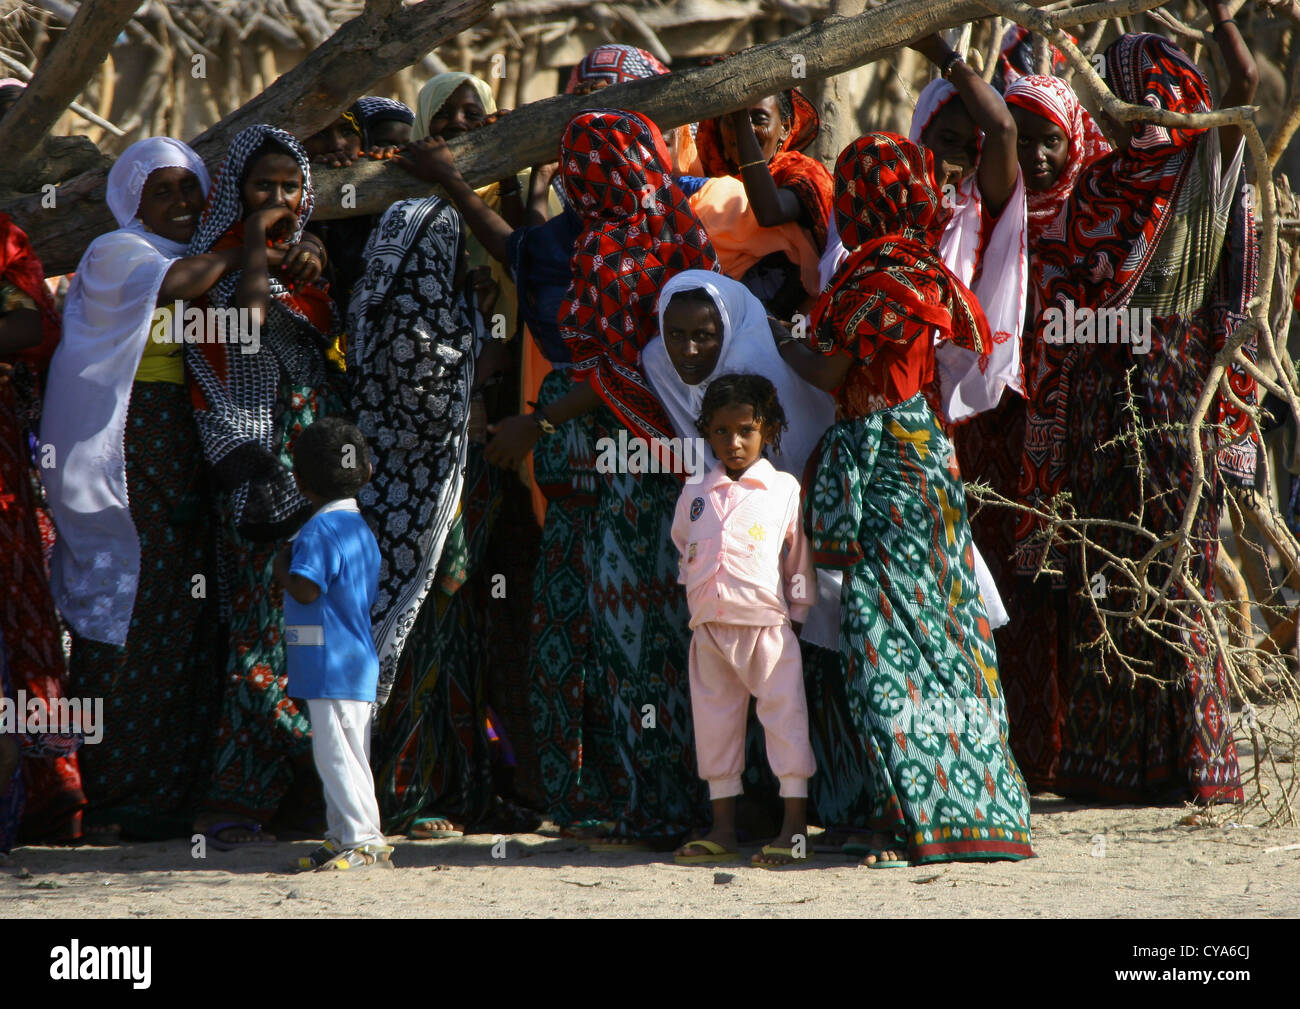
left=0, top=0, right=143, bottom=188
left=188, top=0, right=494, bottom=163
left=4, top=0, right=1170, bottom=272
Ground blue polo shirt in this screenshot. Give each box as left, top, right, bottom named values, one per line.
left=283, top=498, right=381, bottom=702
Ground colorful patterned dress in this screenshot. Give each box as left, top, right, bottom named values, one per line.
left=183, top=126, right=342, bottom=824
left=805, top=133, right=1032, bottom=863
left=0, top=225, right=86, bottom=843
left=1016, top=36, right=1257, bottom=802
left=953, top=74, right=1109, bottom=791
left=556, top=110, right=719, bottom=840
left=527, top=369, right=626, bottom=826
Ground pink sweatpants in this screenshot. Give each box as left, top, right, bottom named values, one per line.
left=688, top=622, right=816, bottom=800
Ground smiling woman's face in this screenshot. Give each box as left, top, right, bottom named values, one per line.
left=428, top=81, right=486, bottom=140
left=663, top=292, right=723, bottom=386
left=136, top=166, right=205, bottom=243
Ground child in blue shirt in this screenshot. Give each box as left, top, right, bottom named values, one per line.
left=273, top=417, right=388, bottom=871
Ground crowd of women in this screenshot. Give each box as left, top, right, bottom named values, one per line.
left=0, top=0, right=1263, bottom=867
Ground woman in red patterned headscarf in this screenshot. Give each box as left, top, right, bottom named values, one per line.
left=1016, top=22, right=1258, bottom=805
left=1004, top=74, right=1111, bottom=243
left=777, top=133, right=1032, bottom=867
left=488, top=109, right=719, bottom=847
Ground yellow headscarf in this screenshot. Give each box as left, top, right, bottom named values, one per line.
left=412, top=72, right=497, bottom=142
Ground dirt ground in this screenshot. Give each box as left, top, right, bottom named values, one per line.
left=3, top=788, right=1298, bottom=918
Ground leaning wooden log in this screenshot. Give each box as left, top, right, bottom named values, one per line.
left=186, top=0, right=494, bottom=163
left=0, top=0, right=143, bottom=190
left=4, top=0, right=1170, bottom=274
left=2, top=0, right=494, bottom=275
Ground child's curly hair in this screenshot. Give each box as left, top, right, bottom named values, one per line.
left=292, top=416, right=371, bottom=501
left=695, top=373, right=788, bottom=455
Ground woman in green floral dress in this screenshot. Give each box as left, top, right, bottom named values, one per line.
left=778, top=133, right=1033, bottom=866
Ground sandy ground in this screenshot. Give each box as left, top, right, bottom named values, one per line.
left=3, top=790, right=1298, bottom=918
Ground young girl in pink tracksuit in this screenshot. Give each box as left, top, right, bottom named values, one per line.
left=670, top=373, right=817, bottom=869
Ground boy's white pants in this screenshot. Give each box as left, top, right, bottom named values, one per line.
left=307, top=698, right=386, bottom=849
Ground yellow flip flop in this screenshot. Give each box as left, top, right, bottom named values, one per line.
left=673, top=839, right=740, bottom=865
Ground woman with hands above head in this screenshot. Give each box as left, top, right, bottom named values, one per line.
left=182, top=125, right=343, bottom=851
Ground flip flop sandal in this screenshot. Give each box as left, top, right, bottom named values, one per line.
left=291, top=839, right=341, bottom=872
left=864, top=849, right=910, bottom=868
left=318, top=844, right=395, bottom=871
left=751, top=844, right=815, bottom=869
left=205, top=821, right=275, bottom=852
left=409, top=816, right=463, bottom=839
left=673, top=839, right=740, bottom=865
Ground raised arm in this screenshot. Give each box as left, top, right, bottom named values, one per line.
left=912, top=34, right=1018, bottom=216
left=157, top=248, right=242, bottom=304
left=1207, top=1, right=1259, bottom=164
left=234, top=206, right=295, bottom=326
left=726, top=108, right=806, bottom=228
left=395, top=137, right=513, bottom=264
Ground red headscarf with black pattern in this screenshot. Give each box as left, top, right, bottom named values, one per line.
left=809, top=133, right=989, bottom=414
left=1003, top=74, right=1111, bottom=243
left=1034, top=34, right=1211, bottom=312
left=558, top=109, right=719, bottom=444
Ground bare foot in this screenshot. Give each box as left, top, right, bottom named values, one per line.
left=860, top=831, right=908, bottom=867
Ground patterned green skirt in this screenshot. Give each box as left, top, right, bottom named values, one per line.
left=588, top=408, right=705, bottom=841
left=527, top=370, right=626, bottom=826
left=804, top=394, right=1033, bottom=863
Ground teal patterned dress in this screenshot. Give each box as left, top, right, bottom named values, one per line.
left=805, top=394, right=1033, bottom=863
left=589, top=406, right=706, bottom=841
left=528, top=369, right=627, bottom=826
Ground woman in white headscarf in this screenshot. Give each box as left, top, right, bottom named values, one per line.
left=408, top=72, right=521, bottom=341
left=40, top=137, right=235, bottom=843
left=645, top=270, right=889, bottom=837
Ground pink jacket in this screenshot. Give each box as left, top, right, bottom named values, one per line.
left=671, top=458, right=816, bottom=628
